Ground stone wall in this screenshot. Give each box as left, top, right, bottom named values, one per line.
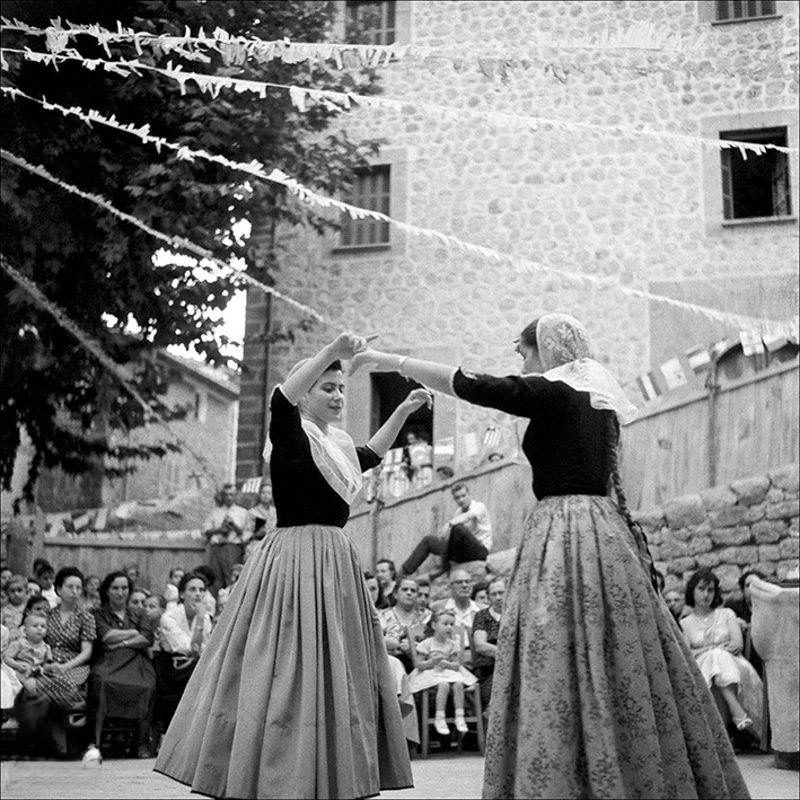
left=640, top=463, right=799, bottom=592
left=246, top=0, right=800, bottom=474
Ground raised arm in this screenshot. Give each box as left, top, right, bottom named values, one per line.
left=367, top=388, right=433, bottom=457
left=350, top=351, right=458, bottom=397
left=282, top=333, right=373, bottom=405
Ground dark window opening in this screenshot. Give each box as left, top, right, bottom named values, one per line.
left=345, top=1, right=396, bottom=45
left=370, top=372, right=432, bottom=450
left=715, top=0, right=776, bottom=21
left=720, top=127, right=791, bottom=220
left=340, top=165, right=391, bottom=247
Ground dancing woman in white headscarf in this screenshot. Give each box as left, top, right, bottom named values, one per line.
left=156, top=333, right=421, bottom=799
left=351, top=314, right=750, bottom=799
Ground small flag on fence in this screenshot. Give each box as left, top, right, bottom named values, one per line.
left=482, top=426, right=502, bottom=449
left=762, top=327, right=788, bottom=352
left=636, top=371, right=661, bottom=402
left=241, top=476, right=262, bottom=494
left=463, top=432, right=479, bottom=457
left=740, top=328, right=765, bottom=357
left=685, top=345, right=711, bottom=373
left=659, top=357, right=688, bottom=390
left=434, top=437, right=455, bottom=457
left=786, top=318, right=799, bottom=345
left=710, top=338, right=730, bottom=361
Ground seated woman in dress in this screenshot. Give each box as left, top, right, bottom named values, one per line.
left=28, top=567, right=96, bottom=757
left=153, top=572, right=212, bottom=735
left=681, top=567, right=762, bottom=734
left=89, top=571, right=156, bottom=759
left=471, top=577, right=506, bottom=708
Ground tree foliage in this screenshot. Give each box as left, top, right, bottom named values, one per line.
left=0, top=0, right=381, bottom=497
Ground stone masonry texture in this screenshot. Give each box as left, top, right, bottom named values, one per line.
left=240, top=1, right=799, bottom=475
left=639, top=463, right=800, bottom=592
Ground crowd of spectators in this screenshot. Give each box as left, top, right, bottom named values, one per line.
left=0, top=558, right=224, bottom=760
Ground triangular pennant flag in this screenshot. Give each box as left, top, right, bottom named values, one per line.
left=685, top=345, right=711, bottom=373
left=762, top=327, right=788, bottom=353
left=740, top=328, right=765, bottom=357
left=636, top=371, right=661, bottom=401
left=659, top=357, right=688, bottom=390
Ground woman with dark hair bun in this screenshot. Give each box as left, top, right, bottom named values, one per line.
left=89, top=571, right=156, bottom=759
left=156, top=332, right=419, bottom=800
left=682, top=567, right=762, bottom=734
left=352, top=313, right=749, bottom=799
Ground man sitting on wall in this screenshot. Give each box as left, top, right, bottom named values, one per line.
left=399, top=483, right=492, bottom=580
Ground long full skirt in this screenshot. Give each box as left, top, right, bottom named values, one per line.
left=154, top=524, right=413, bottom=799
left=482, top=495, right=750, bottom=799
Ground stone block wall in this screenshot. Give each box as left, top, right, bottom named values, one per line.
left=639, top=463, right=799, bottom=592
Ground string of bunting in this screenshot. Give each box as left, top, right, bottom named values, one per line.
left=0, top=149, right=328, bottom=324
left=1, top=86, right=794, bottom=333
left=1, top=254, right=219, bottom=484
left=636, top=322, right=800, bottom=403
left=1, top=17, right=793, bottom=68
left=3, top=46, right=797, bottom=159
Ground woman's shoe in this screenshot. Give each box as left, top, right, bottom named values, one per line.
left=734, top=716, right=754, bottom=731
left=454, top=713, right=469, bottom=734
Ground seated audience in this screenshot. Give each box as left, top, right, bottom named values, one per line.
left=83, top=575, right=102, bottom=610
left=26, top=579, right=41, bottom=600
left=724, top=568, right=766, bottom=678
left=35, top=561, right=59, bottom=609
left=662, top=586, right=686, bottom=625
left=127, top=588, right=149, bottom=615
left=375, top=559, right=399, bottom=609
left=216, top=563, right=244, bottom=618
left=245, top=482, right=277, bottom=559
left=363, top=571, right=383, bottom=608
left=472, top=577, right=505, bottom=707
left=681, top=568, right=762, bottom=735
left=3, top=613, right=52, bottom=709
left=1, top=574, right=28, bottom=638
left=23, top=567, right=95, bottom=757
left=22, top=595, right=51, bottom=622
left=1, top=623, right=22, bottom=717
left=154, top=572, right=212, bottom=734
left=144, top=595, right=167, bottom=658
left=0, top=564, right=12, bottom=600
left=471, top=581, right=489, bottom=609
left=164, top=566, right=184, bottom=608
left=408, top=609, right=478, bottom=736
left=399, top=484, right=492, bottom=580
left=416, top=579, right=431, bottom=616
left=123, top=563, right=142, bottom=591
left=89, top=571, right=156, bottom=759
left=431, top=569, right=482, bottom=665
left=380, top=578, right=430, bottom=673
left=202, top=483, right=248, bottom=592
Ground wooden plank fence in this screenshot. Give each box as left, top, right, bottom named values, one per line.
left=620, top=360, right=799, bottom=509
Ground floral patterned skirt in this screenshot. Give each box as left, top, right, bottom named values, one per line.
left=482, top=495, right=750, bottom=800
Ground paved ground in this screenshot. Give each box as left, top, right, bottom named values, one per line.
left=1, top=753, right=798, bottom=799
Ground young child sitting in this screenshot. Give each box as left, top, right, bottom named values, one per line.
left=408, top=609, right=477, bottom=735
left=144, top=594, right=167, bottom=657
left=1, top=624, right=23, bottom=719
left=0, top=575, right=29, bottom=640
left=2, top=612, right=53, bottom=695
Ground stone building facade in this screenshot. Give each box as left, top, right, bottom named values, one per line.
left=237, top=0, right=799, bottom=481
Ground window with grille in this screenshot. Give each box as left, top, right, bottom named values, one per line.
left=340, top=166, right=391, bottom=247
left=720, top=127, right=791, bottom=220
left=345, top=1, right=396, bottom=45
left=715, top=0, right=777, bottom=21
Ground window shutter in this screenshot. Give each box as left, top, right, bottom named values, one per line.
left=720, top=149, right=734, bottom=220
left=772, top=154, right=791, bottom=216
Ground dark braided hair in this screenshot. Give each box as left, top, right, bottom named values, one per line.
left=605, top=414, right=662, bottom=593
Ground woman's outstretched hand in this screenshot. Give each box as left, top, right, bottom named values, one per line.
left=329, top=332, right=377, bottom=361
left=400, top=387, right=433, bottom=413
left=349, top=348, right=384, bottom=375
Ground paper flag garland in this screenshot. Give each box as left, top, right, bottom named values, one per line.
left=685, top=345, right=711, bottom=373
left=740, top=328, right=766, bottom=357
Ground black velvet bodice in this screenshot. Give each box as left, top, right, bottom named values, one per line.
left=269, top=387, right=381, bottom=528
left=452, top=369, right=614, bottom=500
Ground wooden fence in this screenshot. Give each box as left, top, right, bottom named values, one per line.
left=619, top=360, right=799, bottom=510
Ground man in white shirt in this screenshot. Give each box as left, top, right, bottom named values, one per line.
left=202, top=484, right=248, bottom=592
left=399, top=483, right=493, bottom=579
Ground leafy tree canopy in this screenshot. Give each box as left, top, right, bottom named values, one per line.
left=1, top=0, right=381, bottom=498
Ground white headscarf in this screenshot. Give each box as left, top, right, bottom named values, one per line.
left=529, top=313, right=638, bottom=425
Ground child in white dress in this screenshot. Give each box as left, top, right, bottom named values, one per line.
left=408, top=609, right=477, bottom=735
